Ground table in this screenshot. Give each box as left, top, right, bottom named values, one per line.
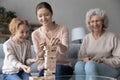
left=29, top=75, right=117, bottom=80
left=62, top=75, right=117, bottom=80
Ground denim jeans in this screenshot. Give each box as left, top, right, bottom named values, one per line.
left=39, top=64, right=73, bottom=80
left=3, top=71, right=30, bottom=80
left=74, top=61, right=120, bottom=80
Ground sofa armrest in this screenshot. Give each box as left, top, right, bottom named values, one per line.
left=30, top=44, right=80, bottom=75
left=0, top=44, right=4, bottom=74
left=30, top=45, right=39, bottom=74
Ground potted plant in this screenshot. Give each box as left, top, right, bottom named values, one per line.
left=0, top=7, right=6, bottom=25
left=6, top=11, right=17, bottom=23
left=0, top=6, right=17, bottom=24
left=0, top=6, right=17, bottom=34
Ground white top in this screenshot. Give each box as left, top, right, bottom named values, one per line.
left=2, top=38, right=32, bottom=74
left=31, top=25, right=69, bottom=65
left=78, top=31, right=120, bottom=69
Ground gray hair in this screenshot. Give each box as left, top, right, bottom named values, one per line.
left=86, top=8, right=109, bottom=31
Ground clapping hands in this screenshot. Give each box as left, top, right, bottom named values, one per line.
left=82, top=57, right=103, bottom=63
left=82, top=57, right=91, bottom=62
left=92, top=58, right=103, bottom=63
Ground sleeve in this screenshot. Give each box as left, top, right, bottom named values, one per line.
left=103, top=35, right=120, bottom=68
left=58, top=26, right=69, bottom=54
left=78, top=36, right=88, bottom=61
left=3, top=43, right=22, bottom=69
left=31, top=32, right=44, bottom=58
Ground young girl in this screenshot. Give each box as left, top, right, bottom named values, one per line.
left=2, top=18, right=38, bottom=80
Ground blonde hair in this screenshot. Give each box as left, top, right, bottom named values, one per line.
left=9, top=18, right=29, bottom=36
left=86, top=8, right=109, bottom=31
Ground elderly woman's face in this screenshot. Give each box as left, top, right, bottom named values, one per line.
left=89, top=15, right=103, bottom=33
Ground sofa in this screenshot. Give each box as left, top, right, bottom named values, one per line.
left=0, top=43, right=80, bottom=79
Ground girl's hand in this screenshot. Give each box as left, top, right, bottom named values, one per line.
left=30, top=58, right=39, bottom=63
left=37, top=57, right=44, bottom=63
left=21, top=64, right=31, bottom=73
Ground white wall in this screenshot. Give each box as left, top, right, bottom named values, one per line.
left=0, top=0, right=120, bottom=40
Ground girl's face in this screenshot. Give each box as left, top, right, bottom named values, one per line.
left=37, top=8, right=53, bottom=26
left=89, top=15, right=103, bottom=33
left=14, top=24, right=29, bottom=43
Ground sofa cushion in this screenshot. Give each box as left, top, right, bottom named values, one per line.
left=0, top=43, right=80, bottom=76
left=66, top=44, right=80, bottom=66
left=0, top=44, right=4, bottom=74
left=30, top=45, right=39, bottom=74
left=0, top=44, right=4, bottom=58
left=31, top=45, right=36, bottom=58
left=30, top=44, right=80, bottom=73
left=0, top=59, right=3, bottom=74
left=0, top=74, right=3, bottom=80
left=30, top=62, right=39, bottom=73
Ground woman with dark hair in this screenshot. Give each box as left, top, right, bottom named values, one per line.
left=32, top=2, right=73, bottom=77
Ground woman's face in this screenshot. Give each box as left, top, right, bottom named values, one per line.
left=89, top=15, right=103, bottom=33
left=37, top=8, right=53, bottom=26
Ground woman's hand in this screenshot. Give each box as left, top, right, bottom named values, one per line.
left=82, top=57, right=91, bottom=62
left=50, top=38, right=60, bottom=46
left=48, top=38, right=60, bottom=51
left=21, top=64, right=31, bottom=73
left=92, top=58, right=103, bottom=63
left=39, top=42, right=46, bottom=51
left=37, top=42, right=46, bottom=58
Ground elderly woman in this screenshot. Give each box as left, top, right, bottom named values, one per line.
left=74, top=8, right=120, bottom=79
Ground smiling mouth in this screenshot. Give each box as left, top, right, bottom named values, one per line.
left=43, top=21, right=48, bottom=23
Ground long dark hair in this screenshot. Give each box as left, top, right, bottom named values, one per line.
left=36, top=2, right=53, bottom=15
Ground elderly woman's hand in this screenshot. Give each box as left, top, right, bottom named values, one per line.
left=83, top=57, right=91, bottom=63
left=92, top=58, right=103, bottom=63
